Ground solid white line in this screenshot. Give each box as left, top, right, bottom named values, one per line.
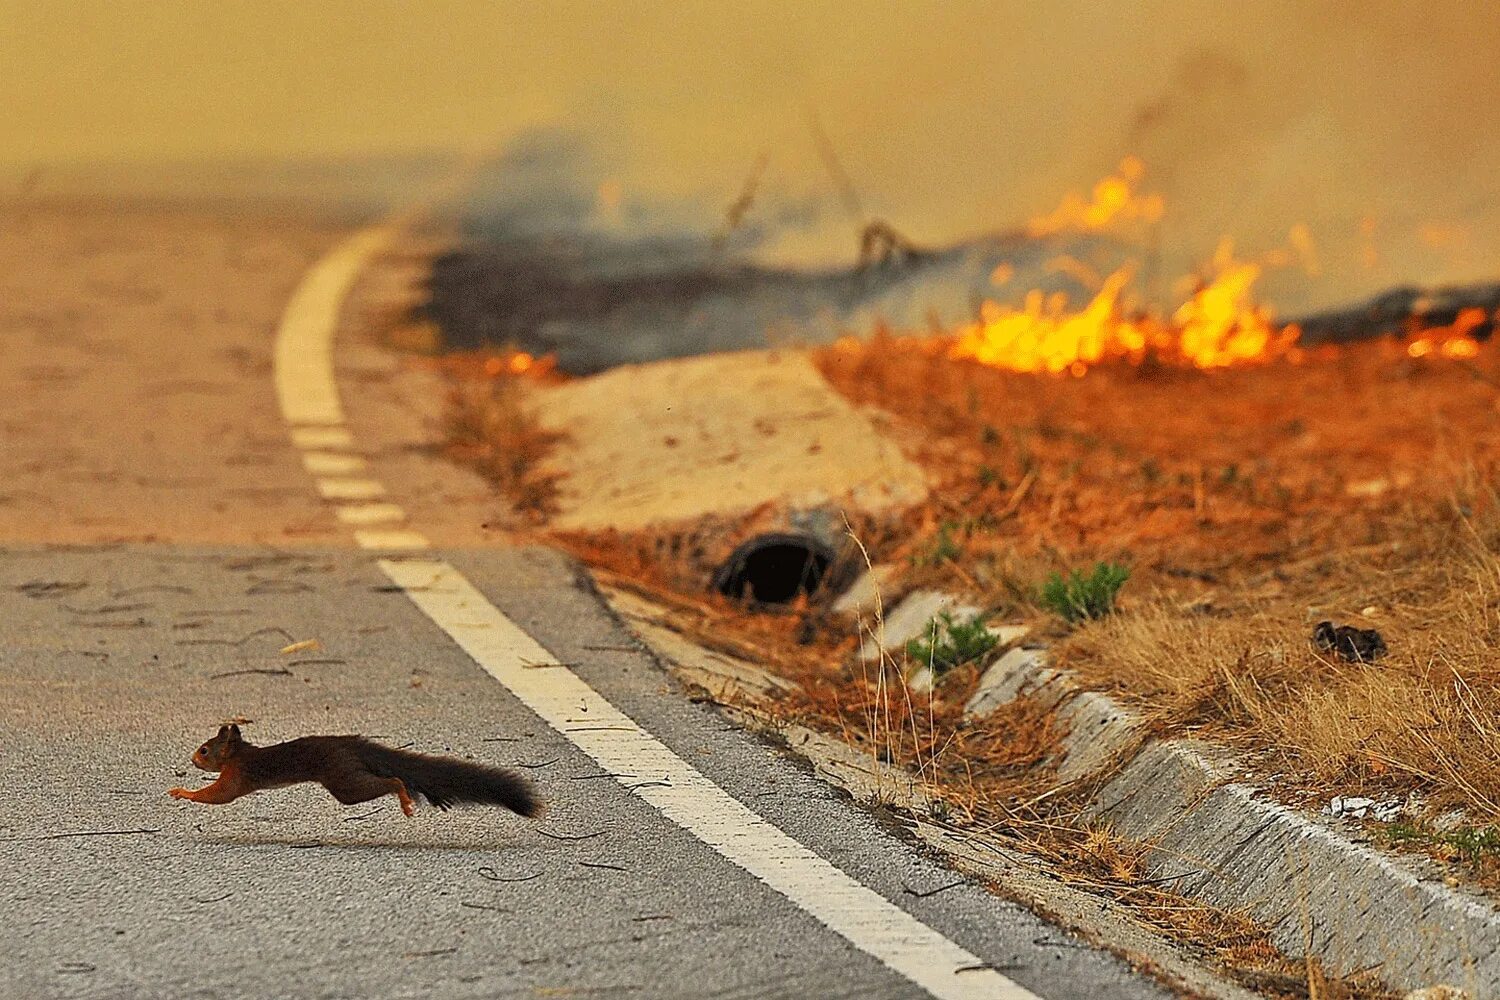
left=274, top=226, right=394, bottom=427
left=381, top=558, right=1029, bottom=1000
left=271, top=226, right=1040, bottom=1000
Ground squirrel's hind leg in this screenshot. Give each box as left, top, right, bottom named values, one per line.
left=321, top=772, right=417, bottom=817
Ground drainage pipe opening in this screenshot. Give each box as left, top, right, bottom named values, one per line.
left=710, top=533, right=836, bottom=605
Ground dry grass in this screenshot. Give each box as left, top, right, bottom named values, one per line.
left=814, top=332, right=1500, bottom=829
left=437, top=352, right=568, bottom=524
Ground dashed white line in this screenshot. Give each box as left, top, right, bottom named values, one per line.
left=333, top=502, right=409, bottom=527
left=353, top=528, right=432, bottom=551
left=272, top=226, right=1040, bottom=1000
left=314, top=477, right=386, bottom=501
left=290, top=426, right=356, bottom=450
left=301, top=451, right=367, bottom=476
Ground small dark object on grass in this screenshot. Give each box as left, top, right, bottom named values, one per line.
left=1312, top=621, right=1387, bottom=662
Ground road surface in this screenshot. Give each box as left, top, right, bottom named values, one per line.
left=0, top=199, right=1173, bottom=999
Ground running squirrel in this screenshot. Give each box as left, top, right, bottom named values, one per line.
left=167, top=724, right=540, bottom=818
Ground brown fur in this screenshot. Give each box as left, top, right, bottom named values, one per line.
left=168, top=724, right=540, bottom=818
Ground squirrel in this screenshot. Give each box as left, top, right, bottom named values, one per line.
left=167, top=723, right=540, bottom=818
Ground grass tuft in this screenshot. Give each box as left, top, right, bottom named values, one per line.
left=904, top=610, right=998, bottom=675
left=1387, top=820, right=1500, bottom=865
left=440, top=352, right=568, bottom=523
left=1039, top=562, right=1130, bottom=623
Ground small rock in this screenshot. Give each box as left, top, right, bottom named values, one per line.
left=1327, top=795, right=1404, bottom=821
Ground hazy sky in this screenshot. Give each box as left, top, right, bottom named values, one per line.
left=6, top=1, right=1497, bottom=304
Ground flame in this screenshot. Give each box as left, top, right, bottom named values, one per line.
left=1026, top=156, right=1165, bottom=237
left=1405, top=307, right=1487, bottom=360
left=949, top=270, right=1146, bottom=375
left=1172, top=240, right=1301, bottom=369
left=483, top=350, right=550, bottom=378
left=892, top=161, right=1494, bottom=378
left=949, top=239, right=1301, bottom=375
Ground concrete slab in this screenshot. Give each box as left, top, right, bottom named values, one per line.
left=529, top=350, right=929, bottom=531
left=832, top=564, right=900, bottom=618
left=858, top=590, right=980, bottom=663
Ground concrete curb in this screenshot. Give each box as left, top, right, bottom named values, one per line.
left=853, top=574, right=1499, bottom=996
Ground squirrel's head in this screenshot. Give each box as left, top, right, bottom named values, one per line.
left=191, top=723, right=244, bottom=771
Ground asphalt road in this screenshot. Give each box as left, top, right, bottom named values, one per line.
left=0, top=200, right=1172, bottom=999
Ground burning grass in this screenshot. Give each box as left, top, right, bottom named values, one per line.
left=437, top=351, right=567, bottom=524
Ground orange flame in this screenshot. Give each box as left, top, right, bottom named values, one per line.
left=1405, top=307, right=1486, bottom=360
left=948, top=239, right=1301, bottom=375
left=892, top=156, right=1495, bottom=377
left=1026, top=156, right=1165, bottom=237
left=483, top=349, right=557, bottom=379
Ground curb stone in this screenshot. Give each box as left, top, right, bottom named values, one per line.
left=856, top=575, right=1500, bottom=996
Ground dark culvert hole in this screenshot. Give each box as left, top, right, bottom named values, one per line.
left=711, top=533, right=836, bottom=605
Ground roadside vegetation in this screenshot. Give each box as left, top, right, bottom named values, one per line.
left=904, top=610, right=998, bottom=675
left=438, top=352, right=568, bottom=524
left=1039, top=561, right=1131, bottom=622
left=813, top=331, right=1500, bottom=834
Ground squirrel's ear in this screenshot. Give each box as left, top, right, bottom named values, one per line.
left=228, top=724, right=241, bottom=739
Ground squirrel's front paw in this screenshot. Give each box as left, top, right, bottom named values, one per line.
left=167, top=787, right=193, bottom=800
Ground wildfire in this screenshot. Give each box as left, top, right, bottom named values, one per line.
left=482, top=349, right=562, bottom=380
left=1025, top=156, right=1165, bottom=238
left=940, top=161, right=1486, bottom=376
left=948, top=239, right=1301, bottom=376
left=1405, top=307, right=1486, bottom=360
left=1171, top=240, right=1300, bottom=369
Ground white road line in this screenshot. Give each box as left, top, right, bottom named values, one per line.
left=334, top=502, right=409, bottom=527
left=272, top=227, right=1040, bottom=1000
left=302, top=451, right=367, bottom=476
left=315, top=477, right=386, bottom=501
left=291, top=426, right=355, bottom=450
left=354, top=528, right=432, bottom=551
left=274, top=226, right=393, bottom=428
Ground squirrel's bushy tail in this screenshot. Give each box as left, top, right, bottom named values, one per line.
left=352, top=739, right=540, bottom=816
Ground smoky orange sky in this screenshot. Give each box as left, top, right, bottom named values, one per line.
left=5, top=0, right=1497, bottom=308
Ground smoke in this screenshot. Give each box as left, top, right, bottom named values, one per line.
left=11, top=0, right=1498, bottom=313
left=1093, top=4, right=1500, bottom=310
left=478, top=0, right=1500, bottom=314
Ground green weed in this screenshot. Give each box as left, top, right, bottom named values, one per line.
left=905, top=610, right=998, bottom=675
left=1039, top=562, right=1130, bottom=623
